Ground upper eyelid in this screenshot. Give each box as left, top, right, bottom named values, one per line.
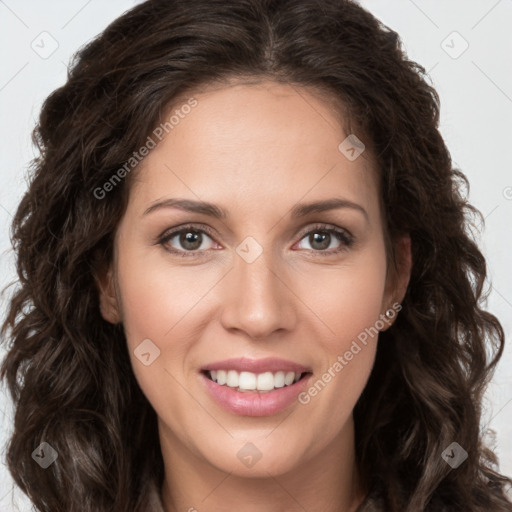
left=159, top=223, right=216, bottom=241
left=297, top=222, right=352, bottom=238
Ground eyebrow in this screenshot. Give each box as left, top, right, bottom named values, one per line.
left=143, top=197, right=369, bottom=222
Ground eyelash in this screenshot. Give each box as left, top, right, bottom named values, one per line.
left=157, top=222, right=354, bottom=258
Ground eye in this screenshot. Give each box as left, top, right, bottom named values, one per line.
left=294, top=223, right=354, bottom=255
left=158, top=224, right=219, bottom=257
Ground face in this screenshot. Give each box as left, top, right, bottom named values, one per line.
left=98, top=80, right=409, bottom=479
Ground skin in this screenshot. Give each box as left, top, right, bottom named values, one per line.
left=98, top=80, right=411, bottom=512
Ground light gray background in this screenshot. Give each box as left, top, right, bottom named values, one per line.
left=1, top=0, right=511, bottom=509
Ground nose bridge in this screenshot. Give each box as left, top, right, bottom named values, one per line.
left=220, top=236, right=295, bottom=338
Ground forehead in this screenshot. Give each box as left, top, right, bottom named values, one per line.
left=129, top=80, right=379, bottom=221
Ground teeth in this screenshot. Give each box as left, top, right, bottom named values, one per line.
left=257, top=372, right=275, bottom=391
left=226, top=370, right=239, bottom=387
left=207, top=369, right=304, bottom=391
left=274, top=371, right=285, bottom=388
left=217, top=370, right=226, bottom=385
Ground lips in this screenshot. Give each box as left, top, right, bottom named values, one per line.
left=200, top=357, right=313, bottom=416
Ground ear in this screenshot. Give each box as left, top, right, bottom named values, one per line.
left=381, top=234, right=412, bottom=327
left=95, top=264, right=122, bottom=325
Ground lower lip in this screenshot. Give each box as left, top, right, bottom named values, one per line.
left=200, top=372, right=312, bottom=417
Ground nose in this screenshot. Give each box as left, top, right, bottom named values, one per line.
left=219, top=246, right=297, bottom=340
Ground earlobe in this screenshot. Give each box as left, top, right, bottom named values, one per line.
left=95, top=265, right=122, bottom=325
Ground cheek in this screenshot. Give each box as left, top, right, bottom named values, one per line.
left=113, top=250, right=192, bottom=394
left=296, top=243, right=388, bottom=351
left=294, top=246, right=386, bottom=435
left=114, top=249, right=230, bottom=422
left=117, top=251, right=218, bottom=347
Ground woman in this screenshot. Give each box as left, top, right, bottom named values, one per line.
left=1, top=0, right=511, bottom=510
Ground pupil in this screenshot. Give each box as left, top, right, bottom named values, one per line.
left=311, top=232, right=330, bottom=250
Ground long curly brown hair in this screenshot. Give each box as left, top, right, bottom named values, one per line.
left=1, top=0, right=511, bottom=510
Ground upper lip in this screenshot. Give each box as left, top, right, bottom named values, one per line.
left=202, top=357, right=311, bottom=374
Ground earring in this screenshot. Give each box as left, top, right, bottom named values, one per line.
left=384, top=304, right=401, bottom=321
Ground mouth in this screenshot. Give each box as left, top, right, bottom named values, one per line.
left=201, top=369, right=312, bottom=393
left=199, top=357, right=313, bottom=416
